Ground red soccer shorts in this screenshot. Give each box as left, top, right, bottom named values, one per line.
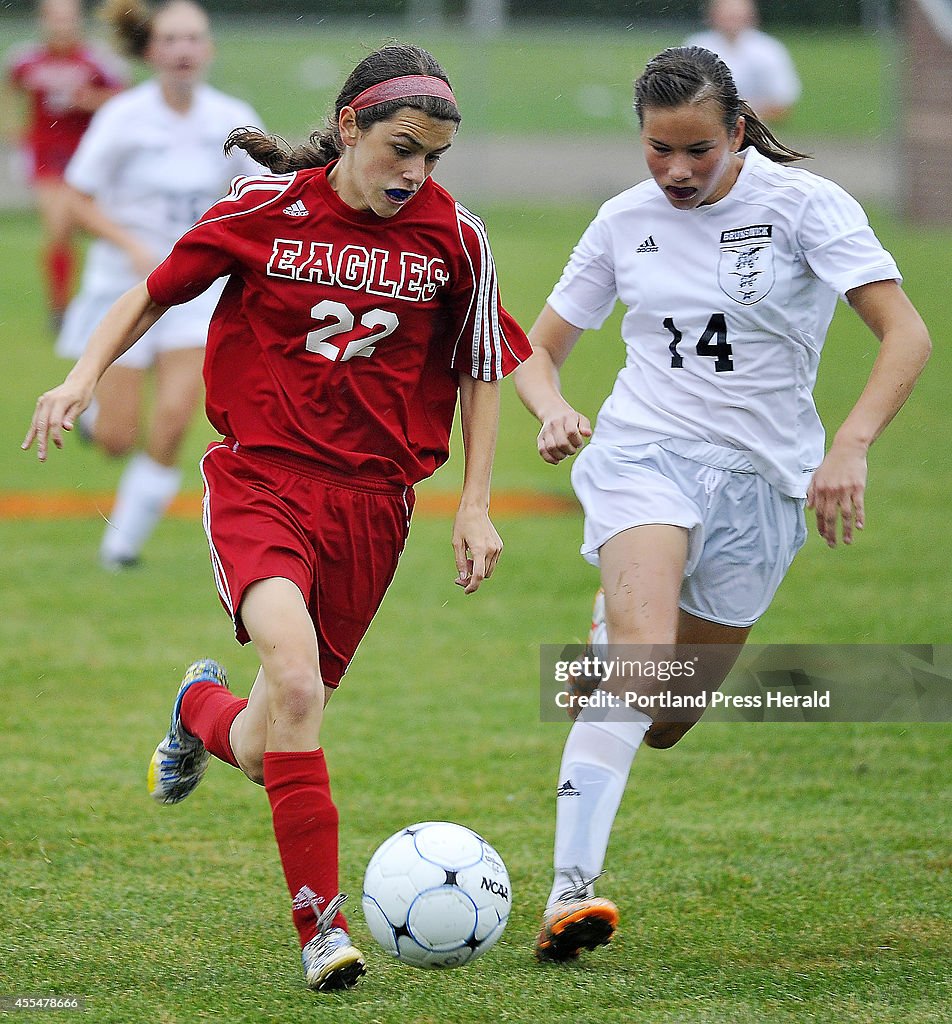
left=199, top=440, right=414, bottom=686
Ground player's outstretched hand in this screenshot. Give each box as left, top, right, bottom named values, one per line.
left=806, top=441, right=868, bottom=548
left=21, top=378, right=94, bottom=462
left=452, top=506, right=503, bottom=594
left=536, top=407, right=592, bottom=465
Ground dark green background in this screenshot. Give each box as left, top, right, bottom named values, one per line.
left=2, top=0, right=899, bottom=29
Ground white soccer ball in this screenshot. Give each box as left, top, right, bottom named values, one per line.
left=361, top=820, right=512, bottom=969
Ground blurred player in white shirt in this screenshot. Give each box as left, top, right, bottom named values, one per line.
left=56, top=0, right=261, bottom=570
left=686, top=0, right=801, bottom=122
left=515, top=45, right=930, bottom=964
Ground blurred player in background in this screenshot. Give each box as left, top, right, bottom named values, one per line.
left=685, top=0, right=801, bottom=122
left=55, top=0, right=261, bottom=571
left=24, top=43, right=531, bottom=993
left=4, top=0, right=126, bottom=329
left=515, top=45, right=930, bottom=964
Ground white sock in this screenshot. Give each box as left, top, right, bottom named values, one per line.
left=547, top=706, right=651, bottom=910
left=100, top=453, right=182, bottom=564
left=78, top=399, right=98, bottom=440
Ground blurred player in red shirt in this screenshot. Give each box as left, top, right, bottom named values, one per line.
left=5, top=0, right=126, bottom=326
left=24, top=43, right=531, bottom=995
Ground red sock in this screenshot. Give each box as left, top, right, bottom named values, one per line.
left=264, top=749, right=345, bottom=947
left=179, top=681, right=246, bottom=769
left=45, top=243, right=75, bottom=313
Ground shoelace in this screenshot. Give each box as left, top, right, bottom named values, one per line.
left=311, top=892, right=349, bottom=938
left=556, top=867, right=603, bottom=903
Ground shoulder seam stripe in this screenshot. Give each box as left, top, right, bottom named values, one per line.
left=187, top=173, right=298, bottom=233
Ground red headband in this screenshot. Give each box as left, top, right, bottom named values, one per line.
left=349, top=75, right=458, bottom=113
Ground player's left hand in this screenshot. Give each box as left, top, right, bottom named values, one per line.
left=806, top=441, right=868, bottom=548
left=21, top=377, right=94, bottom=462
left=452, top=506, right=503, bottom=594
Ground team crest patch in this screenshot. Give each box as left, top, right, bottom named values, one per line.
left=717, top=224, right=775, bottom=304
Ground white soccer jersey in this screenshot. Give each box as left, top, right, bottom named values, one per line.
left=547, top=147, right=901, bottom=497
left=684, top=28, right=801, bottom=109
left=65, top=80, right=262, bottom=293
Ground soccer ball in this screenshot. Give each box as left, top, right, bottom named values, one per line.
left=361, top=820, right=511, bottom=969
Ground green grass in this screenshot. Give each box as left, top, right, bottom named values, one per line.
left=202, top=26, right=901, bottom=141
left=2, top=517, right=950, bottom=1023
left=2, top=181, right=950, bottom=1023
left=1, top=19, right=897, bottom=140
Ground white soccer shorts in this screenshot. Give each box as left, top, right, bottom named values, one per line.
left=570, top=441, right=807, bottom=627
left=56, top=279, right=224, bottom=369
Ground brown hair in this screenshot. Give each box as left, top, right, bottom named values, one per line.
left=225, top=44, right=460, bottom=174
left=634, top=46, right=808, bottom=164
left=99, top=0, right=205, bottom=59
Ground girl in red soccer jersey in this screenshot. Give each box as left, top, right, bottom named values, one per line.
left=4, top=0, right=126, bottom=327
left=24, top=44, right=531, bottom=993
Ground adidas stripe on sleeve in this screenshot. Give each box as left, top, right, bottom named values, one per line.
left=451, top=202, right=527, bottom=382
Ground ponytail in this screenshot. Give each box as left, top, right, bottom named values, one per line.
left=224, top=127, right=339, bottom=173
left=99, top=0, right=151, bottom=59
left=738, top=101, right=808, bottom=164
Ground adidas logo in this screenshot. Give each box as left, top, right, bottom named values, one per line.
left=636, top=235, right=659, bottom=253
left=283, top=200, right=309, bottom=217
left=557, top=779, right=580, bottom=798
left=292, top=884, right=323, bottom=910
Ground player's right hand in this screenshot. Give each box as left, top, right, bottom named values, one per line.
left=536, top=408, right=592, bottom=464
left=22, top=380, right=93, bottom=462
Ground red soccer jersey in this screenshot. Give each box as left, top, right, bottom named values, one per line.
left=147, top=166, right=531, bottom=487
left=6, top=41, right=126, bottom=178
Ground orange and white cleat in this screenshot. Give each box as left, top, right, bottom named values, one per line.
left=535, top=870, right=618, bottom=962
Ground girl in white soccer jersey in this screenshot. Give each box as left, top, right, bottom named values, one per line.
left=56, top=0, right=261, bottom=569
left=514, top=46, right=931, bottom=963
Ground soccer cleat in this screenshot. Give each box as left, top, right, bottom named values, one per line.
left=535, top=870, right=618, bottom=963
left=100, top=552, right=141, bottom=573
left=147, top=659, right=228, bottom=804
left=301, top=894, right=366, bottom=992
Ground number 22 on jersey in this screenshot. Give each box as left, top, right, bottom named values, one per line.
left=305, top=299, right=399, bottom=362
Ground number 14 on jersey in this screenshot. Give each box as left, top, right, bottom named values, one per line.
left=664, top=313, right=734, bottom=372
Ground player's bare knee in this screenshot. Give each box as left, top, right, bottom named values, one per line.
left=147, top=419, right=192, bottom=464
left=644, top=722, right=692, bottom=749
left=268, top=664, right=323, bottom=725
left=96, top=428, right=136, bottom=459
left=237, top=752, right=265, bottom=786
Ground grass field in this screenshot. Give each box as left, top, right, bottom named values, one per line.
left=2, top=188, right=949, bottom=1022
left=0, top=16, right=949, bottom=1017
